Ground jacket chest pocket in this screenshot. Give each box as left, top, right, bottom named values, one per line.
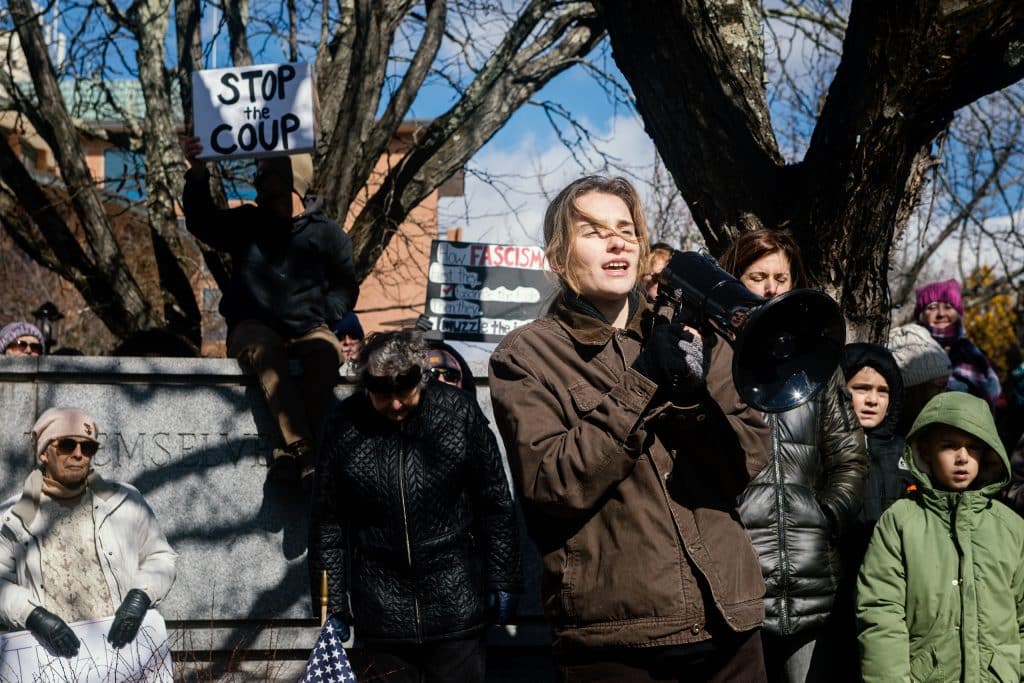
left=568, top=380, right=604, bottom=416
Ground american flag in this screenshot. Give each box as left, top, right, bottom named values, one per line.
left=298, top=616, right=357, bottom=682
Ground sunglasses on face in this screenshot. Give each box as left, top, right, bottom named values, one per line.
left=8, top=340, right=43, bottom=354
left=363, top=366, right=423, bottom=395
left=429, top=367, right=462, bottom=384
left=52, top=438, right=99, bottom=457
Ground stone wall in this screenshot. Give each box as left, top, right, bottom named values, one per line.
left=0, top=355, right=547, bottom=672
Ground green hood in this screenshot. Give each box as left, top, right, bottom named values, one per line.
left=904, top=391, right=1009, bottom=495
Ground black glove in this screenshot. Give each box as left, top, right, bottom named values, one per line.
left=107, top=588, right=152, bottom=648
left=632, top=323, right=706, bottom=399
left=485, top=591, right=518, bottom=625
left=328, top=613, right=352, bottom=642
left=26, top=606, right=80, bottom=658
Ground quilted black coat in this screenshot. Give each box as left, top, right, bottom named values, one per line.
left=737, top=369, right=867, bottom=637
left=308, top=379, right=522, bottom=643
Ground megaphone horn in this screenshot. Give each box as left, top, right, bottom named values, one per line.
left=656, top=251, right=846, bottom=412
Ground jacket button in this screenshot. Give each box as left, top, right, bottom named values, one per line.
left=695, top=414, right=706, bottom=422
left=691, top=623, right=702, bottom=635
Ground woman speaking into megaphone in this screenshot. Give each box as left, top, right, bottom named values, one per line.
left=488, top=176, right=772, bottom=682
left=720, top=230, right=867, bottom=683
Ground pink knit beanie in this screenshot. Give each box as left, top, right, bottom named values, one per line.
left=914, top=279, right=963, bottom=318
left=31, top=407, right=100, bottom=459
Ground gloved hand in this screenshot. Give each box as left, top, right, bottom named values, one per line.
left=632, top=324, right=706, bottom=400
left=26, top=606, right=80, bottom=658
left=485, top=591, right=517, bottom=625
left=107, top=588, right=152, bottom=648
left=327, top=613, right=352, bottom=642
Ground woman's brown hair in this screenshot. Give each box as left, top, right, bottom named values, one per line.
left=718, top=228, right=809, bottom=288
left=543, top=176, right=650, bottom=294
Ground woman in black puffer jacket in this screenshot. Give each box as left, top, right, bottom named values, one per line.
left=308, top=330, right=522, bottom=683
left=721, top=230, right=867, bottom=683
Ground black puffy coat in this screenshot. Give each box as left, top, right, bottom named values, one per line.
left=737, top=369, right=867, bottom=637
left=308, top=379, right=522, bottom=643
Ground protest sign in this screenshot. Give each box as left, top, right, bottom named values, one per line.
left=423, top=240, right=554, bottom=342
left=192, top=62, right=317, bottom=159
left=0, top=611, right=173, bottom=682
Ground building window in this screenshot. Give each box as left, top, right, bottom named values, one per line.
left=104, top=149, right=146, bottom=200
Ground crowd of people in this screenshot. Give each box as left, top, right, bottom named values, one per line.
left=4, top=153, right=1024, bottom=682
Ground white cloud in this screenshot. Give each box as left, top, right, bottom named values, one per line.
left=439, top=113, right=658, bottom=246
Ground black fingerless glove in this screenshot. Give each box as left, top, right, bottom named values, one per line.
left=632, top=324, right=706, bottom=400
left=26, top=606, right=80, bottom=658
left=107, top=588, right=152, bottom=648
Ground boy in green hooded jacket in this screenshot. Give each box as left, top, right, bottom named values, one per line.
left=857, top=391, right=1024, bottom=683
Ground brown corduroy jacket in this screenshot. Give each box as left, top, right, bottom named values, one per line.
left=489, top=299, right=769, bottom=650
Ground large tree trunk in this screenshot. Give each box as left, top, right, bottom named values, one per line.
left=130, top=0, right=203, bottom=344
left=6, top=0, right=157, bottom=337
left=595, top=0, right=1024, bottom=342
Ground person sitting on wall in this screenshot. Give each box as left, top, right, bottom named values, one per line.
left=181, top=136, right=359, bottom=485
left=0, top=407, right=178, bottom=657
left=0, top=322, right=45, bottom=357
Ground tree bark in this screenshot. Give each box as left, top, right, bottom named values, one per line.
left=595, top=0, right=1024, bottom=341
left=0, top=137, right=151, bottom=336
left=7, top=0, right=156, bottom=335
left=344, top=1, right=604, bottom=279
left=127, top=0, right=203, bottom=343
left=174, top=0, right=234, bottom=293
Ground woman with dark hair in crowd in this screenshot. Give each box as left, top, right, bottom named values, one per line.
left=490, top=176, right=771, bottom=682
left=719, top=229, right=867, bottom=683
left=309, top=330, right=521, bottom=683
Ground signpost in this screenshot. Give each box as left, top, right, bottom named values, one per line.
left=191, top=63, right=317, bottom=160
left=423, top=240, right=554, bottom=342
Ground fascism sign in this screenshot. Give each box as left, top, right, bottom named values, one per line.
left=191, top=62, right=317, bottom=159
left=423, top=240, right=554, bottom=342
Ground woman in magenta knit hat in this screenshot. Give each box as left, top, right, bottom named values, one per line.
left=914, top=279, right=1002, bottom=408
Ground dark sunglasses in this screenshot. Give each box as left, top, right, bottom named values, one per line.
left=53, top=438, right=99, bottom=457
left=429, top=367, right=462, bottom=383
left=364, top=366, right=423, bottom=395
left=9, top=340, right=43, bottom=354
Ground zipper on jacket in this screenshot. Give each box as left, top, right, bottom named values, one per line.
left=771, top=414, right=792, bottom=636
left=951, top=493, right=966, bottom=670
left=397, top=443, right=422, bottom=641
